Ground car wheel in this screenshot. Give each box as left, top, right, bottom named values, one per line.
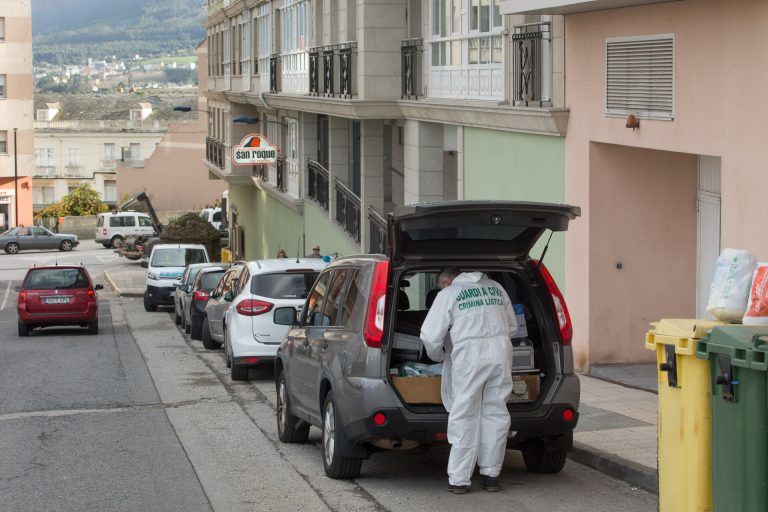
left=110, top=236, right=124, bottom=249
left=522, top=443, right=568, bottom=474
left=87, top=319, right=98, bottom=335
left=184, top=318, right=191, bottom=334
left=322, top=391, right=363, bottom=479
left=201, top=317, right=221, bottom=350
left=143, top=291, right=157, bottom=312
left=276, top=370, right=309, bottom=443
left=59, top=240, right=73, bottom=252
left=102, top=243, right=112, bottom=249
left=18, top=321, right=29, bottom=337
left=6, top=242, right=19, bottom=255
left=190, top=316, right=202, bottom=339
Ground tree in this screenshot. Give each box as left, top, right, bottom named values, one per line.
left=34, top=183, right=109, bottom=220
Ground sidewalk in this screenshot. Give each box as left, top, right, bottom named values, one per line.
left=104, top=268, right=661, bottom=492
left=573, top=369, right=657, bottom=493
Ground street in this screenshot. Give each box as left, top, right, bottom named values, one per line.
left=0, top=243, right=657, bottom=512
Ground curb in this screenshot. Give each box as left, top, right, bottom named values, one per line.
left=569, top=441, right=657, bottom=494
left=104, top=271, right=144, bottom=298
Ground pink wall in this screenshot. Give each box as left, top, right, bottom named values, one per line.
left=563, top=0, right=768, bottom=368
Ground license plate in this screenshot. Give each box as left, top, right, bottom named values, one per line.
left=43, top=296, right=70, bottom=304
left=168, top=291, right=175, bottom=297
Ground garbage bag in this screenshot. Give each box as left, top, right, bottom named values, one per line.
left=744, top=263, right=768, bottom=325
left=707, top=248, right=758, bottom=322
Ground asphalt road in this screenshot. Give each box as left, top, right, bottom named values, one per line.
left=0, top=243, right=659, bottom=511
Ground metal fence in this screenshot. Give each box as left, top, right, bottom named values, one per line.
left=368, top=207, right=388, bottom=254
left=309, top=42, right=357, bottom=98
left=512, top=22, right=552, bottom=107
left=401, top=39, right=423, bottom=100
left=335, top=178, right=360, bottom=243
left=206, top=137, right=225, bottom=170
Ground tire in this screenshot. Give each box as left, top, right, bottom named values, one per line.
left=322, top=391, right=363, bottom=479
left=110, top=236, right=124, bottom=249
left=201, top=317, right=221, bottom=350
left=276, top=370, right=310, bottom=443
left=18, top=321, right=29, bottom=337
left=184, top=320, right=191, bottom=335
left=190, top=316, right=202, bottom=339
left=6, top=242, right=19, bottom=254
left=143, top=291, right=158, bottom=312
left=102, top=243, right=112, bottom=249
left=87, top=319, right=98, bottom=335
left=522, top=443, right=568, bottom=474
left=59, top=240, right=73, bottom=252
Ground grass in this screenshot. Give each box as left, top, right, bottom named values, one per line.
left=138, top=55, right=198, bottom=66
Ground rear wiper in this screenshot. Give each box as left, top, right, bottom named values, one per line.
left=537, top=230, right=554, bottom=270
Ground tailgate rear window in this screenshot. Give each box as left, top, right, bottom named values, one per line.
left=200, top=271, right=225, bottom=291
left=24, top=269, right=88, bottom=290
left=251, top=272, right=318, bottom=299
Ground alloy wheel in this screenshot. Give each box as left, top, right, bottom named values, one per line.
left=323, top=401, right=335, bottom=466
left=278, top=380, right=287, bottom=434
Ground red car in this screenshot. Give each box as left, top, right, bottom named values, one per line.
left=17, top=265, right=103, bottom=336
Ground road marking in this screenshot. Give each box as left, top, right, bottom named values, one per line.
left=1, top=280, right=10, bottom=310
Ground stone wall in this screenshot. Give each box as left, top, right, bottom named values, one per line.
left=58, top=211, right=193, bottom=239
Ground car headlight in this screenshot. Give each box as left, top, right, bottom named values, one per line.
left=147, top=272, right=158, bottom=280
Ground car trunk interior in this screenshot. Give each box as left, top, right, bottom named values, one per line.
left=386, top=265, right=556, bottom=412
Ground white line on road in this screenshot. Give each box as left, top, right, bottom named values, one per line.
left=1, top=281, right=10, bottom=310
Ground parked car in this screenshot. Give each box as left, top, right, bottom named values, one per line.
left=173, top=263, right=225, bottom=326
left=17, top=265, right=103, bottom=336
left=143, top=244, right=209, bottom=311
left=1, top=226, right=79, bottom=254
left=95, top=211, right=156, bottom=248
left=217, top=259, right=327, bottom=382
left=200, top=263, right=247, bottom=350
left=185, top=266, right=228, bottom=340
left=199, top=207, right=222, bottom=230
left=274, top=201, right=581, bottom=479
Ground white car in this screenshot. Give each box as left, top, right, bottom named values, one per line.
left=143, top=244, right=209, bottom=311
left=96, top=211, right=156, bottom=248
left=218, top=258, right=327, bottom=381
left=199, top=208, right=222, bottom=230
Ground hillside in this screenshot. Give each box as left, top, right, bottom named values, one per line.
left=32, top=0, right=206, bottom=64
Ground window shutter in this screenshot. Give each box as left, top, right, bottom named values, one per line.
left=606, top=35, right=674, bottom=119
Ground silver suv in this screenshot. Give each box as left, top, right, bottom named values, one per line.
left=274, top=201, right=581, bottom=479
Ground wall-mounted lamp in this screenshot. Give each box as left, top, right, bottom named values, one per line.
left=626, top=114, right=640, bottom=131
left=173, top=106, right=194, bottom=112
left=232, top=116, right=260, bottom=125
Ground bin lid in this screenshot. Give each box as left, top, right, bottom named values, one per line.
left=696, top=325, right=768, bottom=370
left=645, top=319, right=728, bottom=355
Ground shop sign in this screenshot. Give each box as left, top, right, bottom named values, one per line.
left=232, top=134, right=279, bottom=166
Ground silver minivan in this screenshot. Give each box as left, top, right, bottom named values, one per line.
left=275, top=201, right=581, bottom=479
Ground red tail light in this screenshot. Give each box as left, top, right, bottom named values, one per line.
left=532, top=260, right=573, bottom=346
left=193, top=291, right=210, bottom=302
left=363, top=261, right=389, bottom=348
left=87, top=288, right=96, bottom=300
left=236, top=299, right=273, bottom=316
left=18, top=289, right=26, bottom=304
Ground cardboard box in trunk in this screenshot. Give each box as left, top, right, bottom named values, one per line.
left=392, top=376, right=442, bottom=404
left=509, top=374, right=539, bottom=402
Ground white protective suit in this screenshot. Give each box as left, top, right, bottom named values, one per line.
left=420, top=272, right=517, bottom=487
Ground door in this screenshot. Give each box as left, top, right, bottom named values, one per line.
left=138, top=215, right=156, bottom=236
left=15, top=227, right=33, bottom=250
left=208, top=268, right=239, bottom=339
left=31, top=227, right=54, bottom=249
left=697, top=156, right=722, bottom=319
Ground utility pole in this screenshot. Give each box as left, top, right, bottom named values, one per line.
left=13, top=128, right=18, bottom=227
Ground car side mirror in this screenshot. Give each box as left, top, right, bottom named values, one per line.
left=182, top=284, right=192, bottom=293
left=224, top=291, right=234, bottom=302
left=274, top=307, right=297, bottom=326
left=141, top=261, right=149, bottom=268
left=95, top=284, right=104, bottom=291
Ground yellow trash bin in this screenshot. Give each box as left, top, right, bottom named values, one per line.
left=220, top=248, right=232, bottom=263
left=645, top=319, right=726, bottom=512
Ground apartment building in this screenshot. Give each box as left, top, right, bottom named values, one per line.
left=501, top=0, right=768, bottom=369
left=0, top=0, right=33, bottom=229
left=205, top=0, right=569, bottom=284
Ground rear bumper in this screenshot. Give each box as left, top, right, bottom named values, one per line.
left=18, top=303, right=98, bottom=325
left=233, top=355, right=275, bottom=367
left=146, top=285, right=175, bottom=306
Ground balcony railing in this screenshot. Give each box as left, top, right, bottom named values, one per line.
left=269, top=55, right=280, bottom=93
left=306, top=159, right=329, bottom=211
left=64, top=165, right=84, bottom=177
left=401, top=39, right=423, bottom=100
left=101, top=159, right=117, bottom=170
left=206, top=137, right=226, bottom=170
left=34, top=166, right=57, bottom=178
left=368, top=207, right=388, bottom=255
left=308, top=42, right=357, bottom=98
left=335, top=178, right=360, bottom=243
left=34, top=120, right=168, bottom=131
left=276, top=157, right=285, bottom=192
left=512, top=22, right=552, bottom=107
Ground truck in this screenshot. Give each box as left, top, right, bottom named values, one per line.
left=114, top=192, right=163, bottom=260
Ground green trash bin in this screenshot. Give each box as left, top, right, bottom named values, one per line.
left=697, top=326, right=768, bottom=512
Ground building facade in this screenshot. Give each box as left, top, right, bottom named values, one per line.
left=0, top=0, right=33, bottom=229
left=204, top=0, right=570, bottom=284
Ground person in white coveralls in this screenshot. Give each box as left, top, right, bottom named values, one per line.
left=420, top=267, right=517, bottom=494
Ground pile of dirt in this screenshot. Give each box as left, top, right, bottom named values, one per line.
left=160, top=213, right=222, bottom=261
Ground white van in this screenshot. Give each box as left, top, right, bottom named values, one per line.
left=96, top=212, right=156, bottom=248
left=199, top=208, right=222, bottom=230
left=142, top=243, right=209, bottom=311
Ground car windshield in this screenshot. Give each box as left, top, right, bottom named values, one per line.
left=200, top=271, right=225, bottom=292
left=151, top=248, right=207, bottom=268
left=250, top=272, right=319, bottom=299
left=24, top=268, right=89, bottom=290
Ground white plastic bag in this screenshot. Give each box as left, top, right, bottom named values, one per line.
left=706, top=248, right=758, bottom=322
left=744, top=263, right=768, bottom=325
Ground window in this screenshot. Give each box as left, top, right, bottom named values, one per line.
left=123, top=216, right=136, bottom=227
left=240, top=11, right=251, bottom=76
left=0, top=74, right=6, bottom=98
left=304, top=271, right=331, bottom=326
left=223, top=23, right=231, bottom=76
left=281, top=0, right=309, bottom=53
left=67, top=148, right=81, bottom=167
left=130, top=143, right=141, bottom=160
left=250, top=271, right=319, bottom=299
left=257, top=5, right=271, bottom=59
left=320, top=269, right=356, bottom=327
left=0, top=131, right=5, bottom=153
left=35, top=148, right=54, bottom=167
left=23, top=268, right=89, bottom=290
left=606, top=34, right=674, bottom=119
left=0, top=17, right=5, bottom=41
left=139, top=216, right=154, bottom=227
left=201, top=270, right=226, bottom=292
left=150, top=248, right=207, bottom=268
left=32, top=227, right=48, bottom=236
left=104, top=181, right=116, bottom=202
left=109, top=215, right=135, bottom=227
left=42, top=187, right=55, bottom=204
left=103, top=143, right=116, bottom=160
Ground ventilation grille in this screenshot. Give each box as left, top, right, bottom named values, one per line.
left=606, top=35, right=674, bottom=119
